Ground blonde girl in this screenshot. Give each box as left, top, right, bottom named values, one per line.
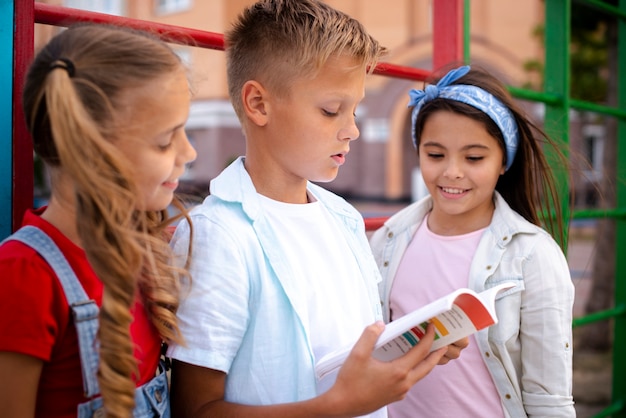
left=0, top=24, right=196, bottom=417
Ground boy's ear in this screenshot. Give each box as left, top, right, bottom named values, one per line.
left=242, top=80, right=269, bottom=127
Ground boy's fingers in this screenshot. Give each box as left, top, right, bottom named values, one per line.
left=394, top=323, right=437, bottom=366
left=409, top=347, right=447, bottom=380
left=351, top=321, right=385, bottom=356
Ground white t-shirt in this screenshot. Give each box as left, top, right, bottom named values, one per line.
left=258, top=193, right=381, bottom=413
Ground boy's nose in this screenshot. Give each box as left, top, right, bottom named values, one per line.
left=340, top=119, right=360, bottom=142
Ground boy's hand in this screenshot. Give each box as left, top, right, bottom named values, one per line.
left=322, top=321, right=446, bottom=417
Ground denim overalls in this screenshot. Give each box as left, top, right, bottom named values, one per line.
left=5, top=225, right=170, bottom=417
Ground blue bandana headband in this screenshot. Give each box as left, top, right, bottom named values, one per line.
left=408, top=65, right=519, bottom=171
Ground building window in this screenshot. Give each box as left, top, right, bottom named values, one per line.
left=582, top=124, right=605, bottom=183
left=156, top=0, right=192, bottom=15
left=64, top=0, right=124, bottom=15
left=362, top=118, right=390, bottom=143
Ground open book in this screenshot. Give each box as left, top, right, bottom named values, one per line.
left=315, top=282, right=516, bottom=381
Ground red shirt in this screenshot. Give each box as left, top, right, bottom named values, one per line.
left=0, top=209, right=161, bottom=417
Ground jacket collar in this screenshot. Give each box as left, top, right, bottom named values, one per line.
left=210, top=156, right=362, bottom=225
left=383, top=191, right=537, bottom=246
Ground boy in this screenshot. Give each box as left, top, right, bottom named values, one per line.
left=167, top=1, right=454, bottom=416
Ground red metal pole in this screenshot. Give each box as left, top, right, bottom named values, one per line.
left=16, top=2, right=435, bottom=233
left=433, top=0, right=464, bottom=70
left=34, top=3, right=225, bottom=50
left=34, top=3, right=430, bottom=82
left=372, top=62, right=430, bottom=82
left=12, top=0, right=34, bottom=231
left=364, top=217, right=388, bottom=231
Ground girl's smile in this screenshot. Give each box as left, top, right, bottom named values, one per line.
left=419, top=110, right=505, bottom=235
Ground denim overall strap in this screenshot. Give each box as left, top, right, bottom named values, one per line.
left=76, top=364, right=171, bottom=418
left=6, top=226, right=101, bottom=398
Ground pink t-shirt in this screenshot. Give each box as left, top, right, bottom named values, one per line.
left=388, top=214, right=504, bottom=418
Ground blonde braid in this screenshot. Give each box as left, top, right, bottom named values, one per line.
left=45, top=68, right=140, bottom=416
left=138, top=205, right=191, bottom=346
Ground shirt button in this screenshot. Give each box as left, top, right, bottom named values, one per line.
left=485, top=352, right=491, bottom=357
left=486, top=265, right=492, bottom=270
left=505, top=394, right=512, bottom=399
left=503, top=236, right=508, bottom=241
left=383, top=261, right=389, bottom=267
left=387, top=232, right=394, bottom=238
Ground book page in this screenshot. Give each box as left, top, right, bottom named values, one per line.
left=315, top=282, right=515, bottom=380
left=373, top=302, right=482, bottom=361
left=373, top=282, right=513, bottom=358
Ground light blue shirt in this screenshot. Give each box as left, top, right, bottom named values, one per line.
left=168, top=157, right=383, bottom=406
left=370, top=192, right=575, bottom=418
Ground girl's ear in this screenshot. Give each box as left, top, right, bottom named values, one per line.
left=242, top=80, right=269, bottom=127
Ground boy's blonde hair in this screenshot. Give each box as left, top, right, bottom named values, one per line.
left=225, top=0, right=387, bottom=120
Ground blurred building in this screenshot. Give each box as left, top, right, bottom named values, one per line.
left=36, top=1, right=584, bottom=204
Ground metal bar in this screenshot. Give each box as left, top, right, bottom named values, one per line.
left=11, top=0, right=34, bottom=237
left=543, top=0, right=571, bottom=249
left=34, top=3, right=225, bottom=50
left=573, top=0, right=626, bottom=19
left=612, top=0, right=626, bottom=413
left=35, top=3, right=431, bottom=83
left=591, top=400, right=626, bottom=418
left=363, top=208, right=626, bottom=232
left=464, top=0, right=471, bottom=64
left=509, top=87, right=626, bottom=122
left=573, top=305, right=626, bottom=327
left=371, top=63, right=429, bottom=81
left=507, top=86, right=562, bottom=105
left=364, top=217, right=388, bottom=231
left=572, top=208, right=626, bottom=219
left=570, top=98, right=626, bottom=119
left=433, top=0, right=464, bottom=69
left=0, top=0, right=15, bottom=239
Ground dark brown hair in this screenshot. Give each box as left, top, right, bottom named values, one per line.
left=413, top=66, right=569, bottom=243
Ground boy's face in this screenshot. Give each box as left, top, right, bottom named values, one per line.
left=262, top=54, right=366, bottom=185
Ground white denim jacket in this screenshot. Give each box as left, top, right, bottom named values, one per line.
left=370, top=192, right=575, bottom=418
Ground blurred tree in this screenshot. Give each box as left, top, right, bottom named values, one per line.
left=523, top=2, right=615, bottom=351
left=574, top=1, right=617, bottom=352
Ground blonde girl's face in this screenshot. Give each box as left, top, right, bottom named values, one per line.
left=114, top=68, right=197, bottom=211
left=418, top=110, right=505, bottom=235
